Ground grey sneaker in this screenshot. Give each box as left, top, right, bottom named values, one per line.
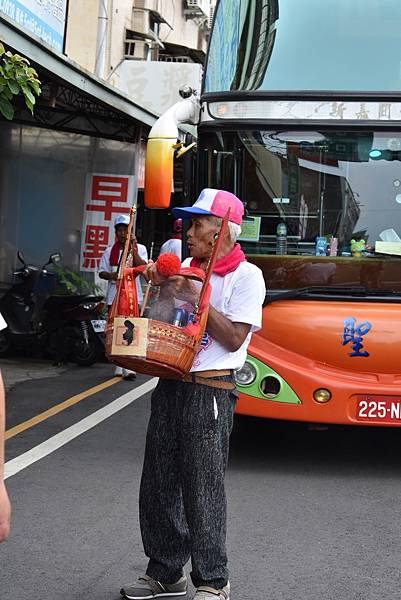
left=193, top=582, right=230, bottom=600
left=120, top=574, right=187, bottom=599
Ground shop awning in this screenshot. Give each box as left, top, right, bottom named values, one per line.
left=160, top=42, right=205, bottom=65
left=0, top=16, right=158, bottom=141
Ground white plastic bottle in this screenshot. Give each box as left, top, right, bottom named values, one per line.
left=276, top=222, right=287, bottom=255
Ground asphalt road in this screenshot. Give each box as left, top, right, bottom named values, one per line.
left=1, top=360, right=401, bottom=600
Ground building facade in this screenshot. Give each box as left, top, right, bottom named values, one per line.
left=65, top=0, right=213, bottom=83
left=65, top=0, right=215, bottom=115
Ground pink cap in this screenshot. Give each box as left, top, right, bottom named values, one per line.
left=172, top=188, right=244, bottom=225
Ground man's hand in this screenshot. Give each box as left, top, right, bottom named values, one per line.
left=161, top=276, right=199, bottom=306
left=143, top=261, right=166, bottom=286
left=142, top=267, right=199, bottom=305
left=0, top=482, right=11, bottom=542
left=99, top=271, right=118, bottom=282
left=131, top=237, right=147, bottom=267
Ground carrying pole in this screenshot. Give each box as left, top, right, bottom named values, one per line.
left=117, top=205, right=136, bottom=281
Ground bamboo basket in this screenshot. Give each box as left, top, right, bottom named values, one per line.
left=105, top=206, right=229, bottom=379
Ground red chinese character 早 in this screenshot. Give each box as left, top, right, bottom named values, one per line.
left=87, top=176, right=131, bottom=221
left=83, top=225, right=110, bottom=269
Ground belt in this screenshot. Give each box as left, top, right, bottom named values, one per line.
left=182, top=369, right=236, bottom=390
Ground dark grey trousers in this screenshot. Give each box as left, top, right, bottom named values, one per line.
left=139, top=377, right=236, bottom=589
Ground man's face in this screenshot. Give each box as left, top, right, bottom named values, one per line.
left=115, top=225, right=128, bottom=244
left=186, top=216, right=219, bottom=259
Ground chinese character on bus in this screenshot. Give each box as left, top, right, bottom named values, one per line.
left=341, top=317, right=372, bottom=357
left=356, top=103, right=370, bottom=120
left=330, top=102, right=346, bottom=119
left=378, top=103, right=392, bottom=119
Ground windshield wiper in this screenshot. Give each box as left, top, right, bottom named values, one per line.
left=264, top=286, right=401, bottom=304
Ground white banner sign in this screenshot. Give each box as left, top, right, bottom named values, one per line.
left=0, top=0, right=68, bottom=53
left=80, top=174, right=136, bottom=273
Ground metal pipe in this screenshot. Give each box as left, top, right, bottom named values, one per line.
left=95, top=0, right=108, bottom=78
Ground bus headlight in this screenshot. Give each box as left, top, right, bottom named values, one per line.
left=313, top=388, right=332, bottom=403
left=235, top=362, right=256, bottom=386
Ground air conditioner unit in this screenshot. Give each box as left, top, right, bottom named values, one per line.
left=184, top=0, right=209, bottom=18
left=145, top=0, right=159, bottom=10
left=134, top=0, right=158, bottom=11
left=132, top=7, right=150, bottom=33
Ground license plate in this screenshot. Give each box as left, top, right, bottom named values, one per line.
left=356, top=396, right=401, bottom=422
left=91, top=319, right=106, bottom=333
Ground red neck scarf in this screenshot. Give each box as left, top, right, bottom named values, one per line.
left=109, top=242, right=123, bottom=266
left=190, top=243, right=246, bottom=276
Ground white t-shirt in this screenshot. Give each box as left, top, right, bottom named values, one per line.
left=159, top=238, right=182, bottom=260
left=99, top=244, right=148, bottom=306
left=181, top=258, right=266, bottom=372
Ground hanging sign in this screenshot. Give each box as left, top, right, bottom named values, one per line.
left=80, top=173, right=135, bottom=272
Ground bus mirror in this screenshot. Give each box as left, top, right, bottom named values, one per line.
left=144, top=138, right=175, bottom=209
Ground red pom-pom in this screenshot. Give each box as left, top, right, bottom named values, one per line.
left=156, top=253, right=181, bottom=277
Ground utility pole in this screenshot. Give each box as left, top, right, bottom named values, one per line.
left=95, top=0, right=108, bottom=78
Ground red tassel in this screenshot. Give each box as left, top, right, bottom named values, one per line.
left=182, top=316, right=201, bottom=337
left=156, top=253, right=181, bottom=277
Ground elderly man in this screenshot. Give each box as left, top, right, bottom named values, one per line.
left=120, top=189, right=266, bottom=600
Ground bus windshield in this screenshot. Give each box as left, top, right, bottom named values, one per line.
left=200, top=129, right=401, bottom=292
left=205, top=0, right=401, bottom=93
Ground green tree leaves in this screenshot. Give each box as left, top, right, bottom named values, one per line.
left=53, top=265, right=103, bottom=296
left=0, top=41, right=42, bottom=120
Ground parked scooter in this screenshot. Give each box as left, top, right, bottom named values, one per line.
left=0, top=251, right=106, bottom=366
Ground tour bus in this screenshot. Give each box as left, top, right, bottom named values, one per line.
left=144, top=0, right=401, bottom=426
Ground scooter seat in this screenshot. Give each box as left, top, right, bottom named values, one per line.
left=45, top=294, right=103, bottom=309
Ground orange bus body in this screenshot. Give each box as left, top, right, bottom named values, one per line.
left=236, top=300, right=401, bottom=426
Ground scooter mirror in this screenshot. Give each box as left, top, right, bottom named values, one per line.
left=17, top=250, right=26, bottom=265
left=49, top=253, right=61, bottom=264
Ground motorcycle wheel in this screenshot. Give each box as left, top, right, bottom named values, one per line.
left=74, top=332, right=99, bottom=366
left=0, top=331, right=11, bottom=356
